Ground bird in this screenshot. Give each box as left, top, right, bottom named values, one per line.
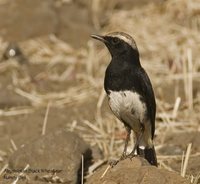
left=91, top=32, right=157, bottom=166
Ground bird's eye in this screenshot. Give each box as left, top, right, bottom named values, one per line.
left=111, top=38, right=120, bottom=45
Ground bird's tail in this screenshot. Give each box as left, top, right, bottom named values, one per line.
left=137, top=145, right=157, bottom=166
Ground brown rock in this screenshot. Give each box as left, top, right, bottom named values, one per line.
left=158, top=132, right=200, bottom=176
left=0, top=0, right=57, bottom=42
left=0, top=89, right=30, bottom=108
left=0, top=0, right=95, bottom=48
left=8, top=130, right=92, bottom=184
left=55, top=3, right=94, bottom=48
left=86, top=157, right=190, bottom=184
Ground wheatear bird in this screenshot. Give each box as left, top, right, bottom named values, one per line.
left=91, top=32, right=157, bottom=166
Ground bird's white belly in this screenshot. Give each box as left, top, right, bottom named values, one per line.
left=108, top=90, right=147, bottom=132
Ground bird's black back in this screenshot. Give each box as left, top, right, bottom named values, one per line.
left=104, top=57, right=156, bottom=139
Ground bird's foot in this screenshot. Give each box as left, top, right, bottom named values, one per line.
left=108, top=154, right=127, bottom=167
left=120, top=153, right=127, bottom=160
left=108, top=159, right=120, bottom=167
left=126, top=152, right=137, bottom=160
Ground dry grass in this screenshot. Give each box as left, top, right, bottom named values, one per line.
left=0, top=0, right=199, bottom=183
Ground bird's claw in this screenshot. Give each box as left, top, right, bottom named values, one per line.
left=120, top=153, right=127, bottom=160
left=108, top=159, right=120, bottom=167
left=126, top=152, right=137, bottom=161
left=108, top=154, right=127, bottom=167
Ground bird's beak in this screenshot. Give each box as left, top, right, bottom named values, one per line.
left=91, top=34, right=108, bottom=43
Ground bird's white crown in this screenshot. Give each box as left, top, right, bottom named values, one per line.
left=106, top=32, right=138, bottom=50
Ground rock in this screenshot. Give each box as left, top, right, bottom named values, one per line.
left=0, top=0, right=94, bottom=48
left=0, top=89, right=31, bottom=108
left=86, top=157, right=190, bottom=184
left=0, top=0, right=57, bottom=42
left=55, top=3, right=94, bottom=48
left=8, top=130, right=92, bottom=184
left=158, top=132, right=200, bottom=176
left=162, top=132, right=200, bottom=153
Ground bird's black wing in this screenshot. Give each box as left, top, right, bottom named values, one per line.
left=132, top=67, right=156, bottom=139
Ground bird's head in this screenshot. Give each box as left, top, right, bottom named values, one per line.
left=91, top=32, right=139, bottom=59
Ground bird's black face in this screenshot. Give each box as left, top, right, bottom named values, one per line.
left=104, top=36, right=129, bottom=57
left=91, top=34, right=135, bottom=58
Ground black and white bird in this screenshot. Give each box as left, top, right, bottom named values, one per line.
left=91, top=32, right=157, bottom=166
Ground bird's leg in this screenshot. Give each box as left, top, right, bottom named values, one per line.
left=128, top=124, right=144, bottom=158
left=120, top=125, right=131, bottom=159
left=109, top=125, right=131, bottom=167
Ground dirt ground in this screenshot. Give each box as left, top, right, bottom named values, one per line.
left=0, top=0, right=199, bottom=183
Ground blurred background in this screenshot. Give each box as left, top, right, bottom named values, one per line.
left=0, top=0, right=199, bottom=183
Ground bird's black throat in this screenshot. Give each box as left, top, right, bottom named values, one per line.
left=104, top=49, right=142, bottom=93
